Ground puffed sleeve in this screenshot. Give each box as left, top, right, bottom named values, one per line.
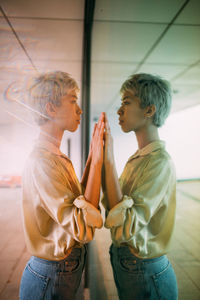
left=104, top=154, right=176, bottom=245
left=27, top=153, right=103, bottom=244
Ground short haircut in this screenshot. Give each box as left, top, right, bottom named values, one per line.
left=26, top=71, right=79, bottom=125
left=120, top=73, right=172, bottom=127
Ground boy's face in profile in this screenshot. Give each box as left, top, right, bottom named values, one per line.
left=49, top=89, right=83, bottom=132
left=118, top=90, right=147, bottom=133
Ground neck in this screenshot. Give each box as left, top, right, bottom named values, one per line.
left=135, top=124, right=160, bottom=149
left=39, top=122, right=64, bottom=149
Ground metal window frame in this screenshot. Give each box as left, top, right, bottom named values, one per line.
left=81, top=0, right=96, bottom=173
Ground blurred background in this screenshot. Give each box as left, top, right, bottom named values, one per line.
left=0, top=0, right=199, bottom=299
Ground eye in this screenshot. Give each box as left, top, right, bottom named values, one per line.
left=122, top=101, right=130, bottom=105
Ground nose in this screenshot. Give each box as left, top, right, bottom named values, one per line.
left=117, top=105, right=123, bottom=115
left=77, top=104, right=83, bottom=115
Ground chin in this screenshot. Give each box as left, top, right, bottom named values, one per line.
left=123, top=129, right=131, bottom=133
left=72, top=128, right=78, bottom=132
left=120, top=126, right=131, bottom=133
left=67, top=128, right=77, bottom=133
left=70, top=124, right=79, bottom=132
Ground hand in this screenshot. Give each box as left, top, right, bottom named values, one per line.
left=88, top=122, right=97, bottom=162
left=104, top=113, right=114, bottom=165
left=91, top=112, right=105, bottom=166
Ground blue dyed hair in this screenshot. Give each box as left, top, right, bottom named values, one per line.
left=120, top=73, right=172, bottom=127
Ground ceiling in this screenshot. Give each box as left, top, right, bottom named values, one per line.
left=0, top=0, right=200, bottom=131
left=0, top=0, right=84, bottom=125
left=91, top=0, right=200, bottom=124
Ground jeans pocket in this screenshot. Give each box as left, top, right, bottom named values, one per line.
left=64, top=259, right=81, bottom=273
left=53, top=261, right=83, bottom=299
left=119, top=257, right=139, bottom=273
left=20, top=264, right=49, bottom=300
left=152, top=262, right=178, bottom=300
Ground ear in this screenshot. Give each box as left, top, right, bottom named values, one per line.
left=45, top=102, right=57, bottom=118
left=144, top=105, right=156, bottom=118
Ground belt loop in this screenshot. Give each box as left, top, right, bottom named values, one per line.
left=81, top=246, right=84, bottom=262
left=60, top=260, right=64, bottom=273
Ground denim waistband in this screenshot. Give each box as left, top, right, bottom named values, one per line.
left=31, top=246, right=85, bottom=266
left=27, top=246, right=86, bottom=277
left=111, top=244, right=166, bottom=264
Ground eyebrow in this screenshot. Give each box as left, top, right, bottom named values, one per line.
left=121, top=96, right=131, bottom=102
left=71, top=95, right=78, bottom=100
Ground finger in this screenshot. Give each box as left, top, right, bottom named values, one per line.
left=100, top=121, right=105, bottom=137
left=97, top=117, right=102, bottom=129
left=95, top=122, right=104, bottom=142
left=100, top=112, right=105, bottom=122
left=90, top=123, right=97, bottom=145
left=104, top=113, right=110, bottom=129
left=105, top=119, right=111, bottom=134
left=97, top=112, right=105, bottom=127
left=92, top=123, right=97, bottom=137
left=89, top=123, right=97, bottom=151
left=97, top=114, right=104, bottom=131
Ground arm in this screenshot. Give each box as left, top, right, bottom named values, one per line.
left=81, top=123, right=97, bottom=189
left=81, top=154, right=91, bottom=189
left=104, top=154, right=176, bottom=245
left=26, top=154, right=102, bottom=244
left=103, top=113, right=123, bottom=210
left=84, top=114, right=104, bottom=208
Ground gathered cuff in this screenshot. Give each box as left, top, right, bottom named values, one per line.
left=104, top=195, right=134, bottom=228
left=74, top=196, right=103, bottom=228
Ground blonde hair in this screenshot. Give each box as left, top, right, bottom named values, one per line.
left=27, top=71, right=79, bottom=125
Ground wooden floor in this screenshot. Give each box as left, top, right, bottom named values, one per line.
left=0, top=188, right=30, bottom=300
left=0, top=181, right=200, bottom=300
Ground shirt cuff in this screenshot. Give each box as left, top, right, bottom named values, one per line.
left=104, top=195, right=134, bottom=228
left=73, top=196, right=103, bottom=228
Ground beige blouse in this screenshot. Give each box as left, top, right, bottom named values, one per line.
left=103, top=141, right=176, bottom=259
left=22, top=140, right=103, bottom=261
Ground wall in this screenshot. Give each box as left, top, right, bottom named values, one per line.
left=113, top=104, right=200, bottom=180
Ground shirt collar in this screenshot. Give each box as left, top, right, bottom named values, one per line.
left=34, top=139, right=63, bottom=156
left=128, top=140, right=165, bottom=161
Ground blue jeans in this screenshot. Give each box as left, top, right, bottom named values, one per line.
left=19, top=246, right=86, bottom=300
left=110, top=244, right=178, bottom=300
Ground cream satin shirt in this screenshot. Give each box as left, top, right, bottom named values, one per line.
left=103, top=141, right=176, bottom=259
left=22, top=140, right=103, bottom=261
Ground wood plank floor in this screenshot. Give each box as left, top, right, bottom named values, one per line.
left=0, top=181, right=199, bottom=300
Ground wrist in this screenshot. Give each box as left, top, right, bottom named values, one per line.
left=91, top=159, right=102, bottom=170
left=86, top=155, right=92, bottom=166
left=104, top=158, right=115, bottom=168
